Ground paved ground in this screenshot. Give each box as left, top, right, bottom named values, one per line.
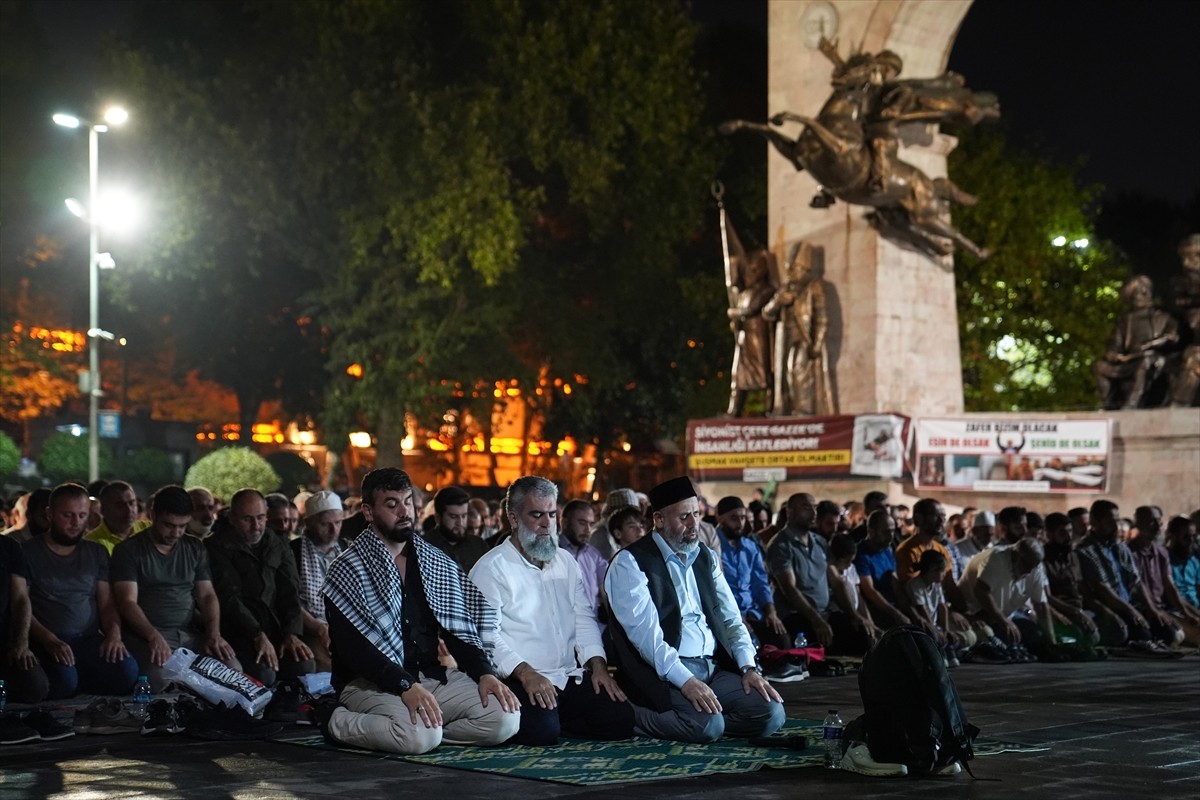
left=1, top=656, right=1196, bottom=800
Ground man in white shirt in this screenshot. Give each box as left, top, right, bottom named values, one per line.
left=958, top=538, right=1055, bottom=646
left=471, top=476, right=633, bottom=745
left=604, top=476, right=784, bottom=744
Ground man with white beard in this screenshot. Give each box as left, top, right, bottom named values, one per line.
left=470, top=476, right=633, bottom=745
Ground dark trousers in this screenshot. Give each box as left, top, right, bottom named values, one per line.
left=0, top=660, right=50, bottom=704
left=503, top=672, right=635, bottom=746
left=232, top=639, right=315, bottom=688
left=38, top=634, right=139, bottom=699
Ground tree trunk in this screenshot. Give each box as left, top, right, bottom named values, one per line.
left=374, top=406, right=404, bottom=470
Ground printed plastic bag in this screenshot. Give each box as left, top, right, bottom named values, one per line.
left=162, top=647, right=273, bottom=716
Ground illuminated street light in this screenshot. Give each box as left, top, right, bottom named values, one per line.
left=1051, top=235, right=1067, bottom=247
left=1072, top=238, right=1089, bottom=249
left=53, top=105, right=129, bottom=482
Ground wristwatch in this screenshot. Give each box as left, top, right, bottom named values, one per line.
left=739, top=664, right=761, bottom=676
left=396, top=676, right=413, bottom=693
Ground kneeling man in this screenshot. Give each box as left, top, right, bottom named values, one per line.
left=471, top=476, right=633, bottom=745
left=604, top=476, right=784, bottom=743
left=322, top=467, right=520, bottom=754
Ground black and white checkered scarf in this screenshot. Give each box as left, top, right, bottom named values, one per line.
left=299, top=535, right=342, bottom=623
left=322, top=529, right=494, bottom=665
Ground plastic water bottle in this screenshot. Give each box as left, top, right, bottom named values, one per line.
left=793, top=632, right=808, bottom=649
left=132, top=675, right=153, bottom=720
left=0, top=678, right=7, bottom=716
left=822, top=709, right=844, bottom=768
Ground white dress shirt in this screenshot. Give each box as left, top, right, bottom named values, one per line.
left=469, top=538, right=605, bottom=689
left=604, top=532, right=757, bottom=690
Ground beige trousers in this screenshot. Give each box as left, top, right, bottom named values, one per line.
left=326, top=669, right=520, bottom=755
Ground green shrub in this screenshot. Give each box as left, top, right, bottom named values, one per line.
left=38, top=432, right=114, bottom=483
left=117, top=447, right=183, bottom=488
left=0, top=431, right=20, bottom=477
left=184, top=446, right=281, bottom=499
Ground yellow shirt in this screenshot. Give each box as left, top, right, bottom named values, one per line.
left=85, top=518, right=152, bottom=555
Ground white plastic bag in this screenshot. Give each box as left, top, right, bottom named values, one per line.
left=162, top=647, right=273, bottom=716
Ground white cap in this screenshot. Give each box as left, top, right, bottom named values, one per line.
left=973, top=510, right=996, bottom=528
left=305, top=490, right=343, bottom=518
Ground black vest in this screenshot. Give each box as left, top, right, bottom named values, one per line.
left=605, top=534, right=737, bottom=711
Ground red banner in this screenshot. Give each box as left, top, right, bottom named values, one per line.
left=686, top=414, right=910, bottom=482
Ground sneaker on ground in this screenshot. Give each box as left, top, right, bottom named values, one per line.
left=142, top=699, right=178, bottom=736
left=23, top=710, right=75, bottom=741
left=172, top=695, right=206, bottom=733
left=186, top=704, right=286, bottom=741
left=0, top=716, right=41, bottom=745
left=764, top=659, right=809, bottom=684
left=840, top=742, right=908, bottom=777
left=935, top=759, right=963, bottom=775
left=74, top=698, right=141, bottom=735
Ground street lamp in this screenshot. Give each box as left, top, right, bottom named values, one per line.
left=54, top=105, right=128, bottom=482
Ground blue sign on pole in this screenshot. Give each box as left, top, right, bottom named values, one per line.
left=98, top=410, right=121, bottom=439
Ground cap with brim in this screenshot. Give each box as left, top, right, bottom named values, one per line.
left=648, top=476, right=697, bottom=512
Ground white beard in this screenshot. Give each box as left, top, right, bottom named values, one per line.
left=517, top=520, right=559, bottom=563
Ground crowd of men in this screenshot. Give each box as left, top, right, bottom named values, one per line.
left=2, top=474, right=1197, bottom=757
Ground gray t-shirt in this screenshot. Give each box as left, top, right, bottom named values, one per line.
left=767, top=528, right=830, bottom=615
left=111, top=532, right=211, bottom=632
left=23, top=537, right=108, bottom=639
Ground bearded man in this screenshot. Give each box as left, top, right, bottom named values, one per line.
left=604, top=476, right=784, bottom=744
left=320, top=467, right=520, bottom=754
left=469, top=476, right=633, bottom=745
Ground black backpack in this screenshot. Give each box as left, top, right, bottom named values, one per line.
left=852, top=625, right=979, bottom=774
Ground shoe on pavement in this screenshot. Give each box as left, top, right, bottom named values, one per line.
left=935, top=759, right=963, bottom=775
left=141, top=699, right=178, bottom=736
left=840, top=741, right=908, bottom=777
left=74, top=698, right=141, bottom=735
left=0, top=716, right=41, bottom=745
left=23, top=710, right=75, bottom=741
left=764, top=659, right=809, bottom=684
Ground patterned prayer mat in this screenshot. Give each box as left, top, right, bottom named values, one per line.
left=275, top=719, right=1048, bottom=785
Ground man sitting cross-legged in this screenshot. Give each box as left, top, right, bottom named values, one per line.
left=470, top=476, right=634, bottom=745
left=112, top=485, right=238, bottom=691
left=321, top=467, right=520, bottom=754
left=604, top=476, right=784, bottom=744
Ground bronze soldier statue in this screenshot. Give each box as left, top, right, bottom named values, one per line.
left=1094, top=275, right=1179, bottom=409
left=764, top=242, right=836, bottom=416
left=717, top=186, right=776, bottom=417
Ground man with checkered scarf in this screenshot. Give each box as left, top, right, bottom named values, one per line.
left=320, top=468, right=520, bottom=754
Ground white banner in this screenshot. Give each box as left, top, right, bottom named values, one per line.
left=913, top=418, right=1110, bottom=493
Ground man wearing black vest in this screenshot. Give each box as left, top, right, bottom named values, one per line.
left=604, top=476, right=785, bottom=743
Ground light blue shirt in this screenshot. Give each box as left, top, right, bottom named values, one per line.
left=605, top=532, right=757, bottom=689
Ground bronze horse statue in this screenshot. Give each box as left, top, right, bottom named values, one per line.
left=720, top=40, right=998, bottom=260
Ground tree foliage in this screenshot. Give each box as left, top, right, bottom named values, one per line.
left=38, top=432, right=114, bottom=483
left=184, top=446, right=280, bottom=499
left=949, top=129, right=1127, bottom=410
left=116, top=447, right=182, bottom=487
left=0, top=431, right=20, bottom=476
left=99, top=0, right=723, bottom=474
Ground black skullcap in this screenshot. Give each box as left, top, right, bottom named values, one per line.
left=434, top=485, right=471, bottom=513
left=716, top=496, right=745, bottom=516
left=648, top=476, right=697, bottom=512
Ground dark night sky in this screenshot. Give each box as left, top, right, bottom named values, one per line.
left=11, top=0, right=1200, bottom=224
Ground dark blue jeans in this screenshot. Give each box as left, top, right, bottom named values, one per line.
left=40, top=633, right=140, bottom=699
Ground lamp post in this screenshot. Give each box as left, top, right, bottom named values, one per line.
left=53, top=106, right=128, bottom=482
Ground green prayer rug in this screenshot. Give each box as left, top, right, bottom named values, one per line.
left=275, top=719, right=1048, bottom=785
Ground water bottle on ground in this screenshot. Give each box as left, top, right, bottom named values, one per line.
left=0, top=678, right=7, bottom=716
left=132, top=675, right=153, bottom=720
left=822, top=708, right=844, bottom=768
left=794, top=632, right=808, bottom=649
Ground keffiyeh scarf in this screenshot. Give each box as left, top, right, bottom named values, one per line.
left=322, top=529, right=495, bottom=666
left=299, top=535, right=342, bottom=622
